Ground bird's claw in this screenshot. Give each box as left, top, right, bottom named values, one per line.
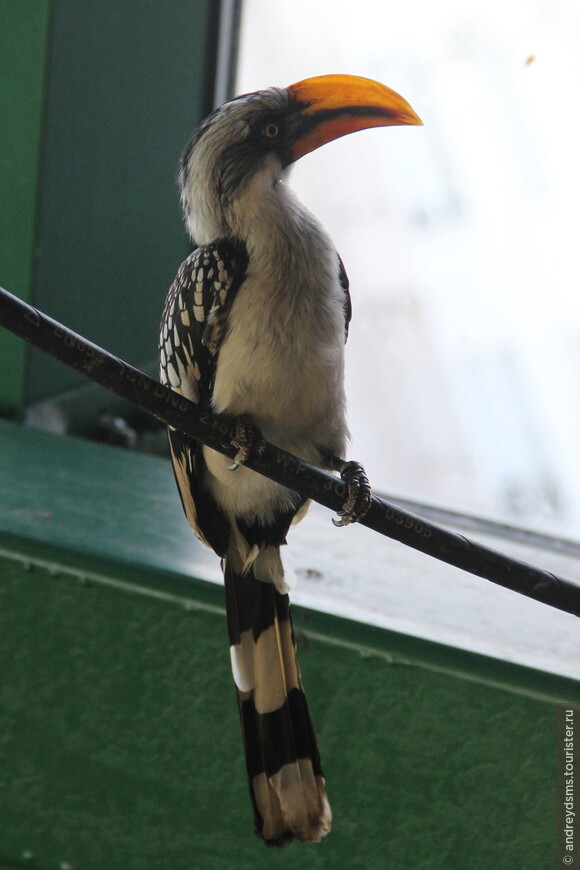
left=332, top=460, right=372, bottom=526
left=226, top=417, right=265, bottom=471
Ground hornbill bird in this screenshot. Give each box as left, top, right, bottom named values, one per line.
left=159, top=74, right=421, bottom=847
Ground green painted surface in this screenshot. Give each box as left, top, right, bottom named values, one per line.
left=0, top=0, right=220, bottom=416
left=0, top=419, right=577, bottom=869
left=27, top=0, right=216, bottom=403
left=0, top=1, right=49, bottom=414
left=0, top=418, right=203, bottom=582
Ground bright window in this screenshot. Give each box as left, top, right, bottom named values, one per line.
left=237, top=0, right=580, bottom=540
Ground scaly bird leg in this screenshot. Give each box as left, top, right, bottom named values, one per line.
left=323, top=456, right=372, bottom=526
left=226, top=416, right=266, bottom=471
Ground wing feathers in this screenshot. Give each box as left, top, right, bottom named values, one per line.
left=159, top=241, right=248, bottom=554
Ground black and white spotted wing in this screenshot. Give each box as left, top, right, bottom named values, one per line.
left=159, top=239, right=248, bottom=554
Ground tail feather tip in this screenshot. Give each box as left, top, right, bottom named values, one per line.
left=255, top=768, right=332, bottom=848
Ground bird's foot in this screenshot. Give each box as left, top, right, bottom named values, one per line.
left=330, top=460, right=372, bottom=527
left=226, top=416, right=265, bottom=471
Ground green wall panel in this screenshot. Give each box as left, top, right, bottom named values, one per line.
left=0, top=1, right=225, bottom=415
left=0, top=554, right=570, bottom=870
left=0, top=419, right=578, bottom=869
left=27, top=0, right=218, bottom=403
left=0, top=1, right=50, bottom=414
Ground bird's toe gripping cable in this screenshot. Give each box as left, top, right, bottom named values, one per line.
left=330, top=459, right=372, bottom=527
left=226, top=416, right=266, bottom=471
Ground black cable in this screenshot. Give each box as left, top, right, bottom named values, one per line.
left=1, top=283, right=579, bottom=618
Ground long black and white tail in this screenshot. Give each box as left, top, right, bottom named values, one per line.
left=223, top=533, right=331, bottom=847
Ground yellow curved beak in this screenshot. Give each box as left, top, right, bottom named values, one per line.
left=287, top=74, right=422, bottom=162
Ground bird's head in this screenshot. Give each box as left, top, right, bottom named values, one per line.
left=180, top=74, right=422, bottom=243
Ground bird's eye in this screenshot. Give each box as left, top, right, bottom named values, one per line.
left=263, top=123, right=280, bottom=139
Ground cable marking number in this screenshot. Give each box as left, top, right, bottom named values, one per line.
left=385, top=507, right=432, bottom=538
